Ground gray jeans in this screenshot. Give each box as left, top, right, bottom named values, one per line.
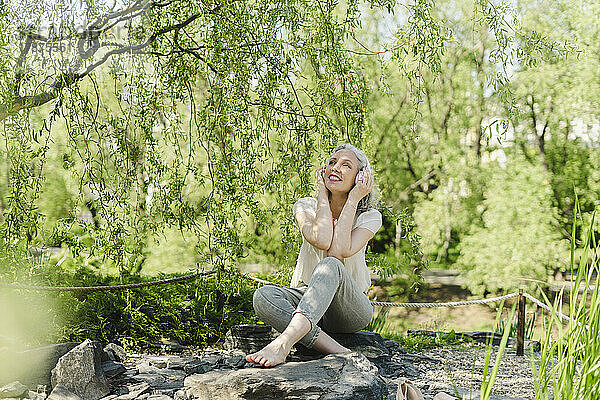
left=252, top=256, right=373, bottom=348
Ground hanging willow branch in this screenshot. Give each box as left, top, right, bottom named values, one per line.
left=0, top=1, right=214, bottom=121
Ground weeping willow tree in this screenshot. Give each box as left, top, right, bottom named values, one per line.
left=0, top=0, right=568, bottom=287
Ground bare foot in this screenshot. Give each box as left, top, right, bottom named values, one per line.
left=246, top=337, right=291, bottom=367
left=312, top=330, right=352, bottom=355
left=336, top=345, right=351, bottom=353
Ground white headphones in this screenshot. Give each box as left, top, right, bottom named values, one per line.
left=354, top=159, right=371, bottom=184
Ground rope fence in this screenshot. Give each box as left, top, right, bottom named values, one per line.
left=0, top=270, right=215, bottom=292
left=0, top=270, right=573, bottom=322
left=523, top=292, right=571, bottom=323
left=0, top=268, right=577, bottom=355
left=369, top=292, right=519, bottom=308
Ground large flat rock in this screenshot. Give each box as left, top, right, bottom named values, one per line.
left=184, top=352, right=385, bottom=400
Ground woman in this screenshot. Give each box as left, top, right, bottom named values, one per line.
left=245, top=143, right=382, bottom=367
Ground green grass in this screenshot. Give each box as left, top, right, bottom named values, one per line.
left=479, top=197, right=600, bottom=400
left=366, top=304, right=473, bottom=352
left=532, top=200, right=600, bottom=399
left=382, top=330, right=473, bottom=352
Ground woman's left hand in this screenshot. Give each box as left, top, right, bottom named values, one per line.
left=349, top=169, right=373, bottom=202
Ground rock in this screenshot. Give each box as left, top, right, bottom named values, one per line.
left=224, top=355, right=245, bottom=369
left=102, top=344, right=127, bottom=363
left=433, top=394, right=457, bottom=400
left=184, top=352, right=385, bottom=400
left=145, top=357, right=168, bottom=369
left=27, top=390, right=47, bottom=400
left=0, top=382, right=28, bottom=398
left=135, top=361, right=160, bottom=375
left=101, top=361, right=126, bottom=379
left=330, top=331, right=394, bottom=356
left=132, top=374, right=166, bottom=386
left=47, top=385, right=82, bottom=400
left=173, top=390, right=186, bottom=400
left=50, top=339, right=110, bottom=400
left=147, top=396, right=172, bottom=400
left=165, top=358, right=185, bottom=370
left=223, top=325, right=276, bottom=354
left=1, top=343, right=80, bottom=387
left=112, top=383, right=150, bottom=400
left=183, top=362, right=212, bottom=375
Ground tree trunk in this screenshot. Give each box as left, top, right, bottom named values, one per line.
left=474, top=42, right=485, bottom=160
left=527, top=94, right=550, bottom=171
left=395, top=219, right=402, bottom=258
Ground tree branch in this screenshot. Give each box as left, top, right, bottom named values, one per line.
left=400, top=169, right=437, bottom=196
left=0, top=6, right=205, bottom=122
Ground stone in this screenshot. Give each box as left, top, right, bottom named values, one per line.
left=102, top=344, right=127, bottom=363
left=0, top=382, right=28, bottom=398
left=173, top=390, right=186, bottom=400
left=101, top=361, right=126, bottom=379
left=329, top=331, right=393, bottom=356
left=145, top=357, right=168, bottom=369
left=223, top=324, right=277, bottom=354
left=147, top=396, right=172, bottom=400
left=165, top=357, right=184, bottom=370
left=433, top=394, right=457, bottom=400
left=183, top=362, right=212, bottom=375
left=27, top=390, right=47, bottom=400
left=50, top=339, right=110, bottom=400
left=112, top=383, right=150, bottom=400
left=224, top=355, right=245, bottom=369
left=184, top=352, right=385, bottom=400
left=132, top=374, right=166, bottom=386
left=47, top=385, right=82, bottom=400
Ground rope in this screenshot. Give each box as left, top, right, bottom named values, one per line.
left=241, top=273, right=521, bottom=307
left=523, top=292, right=571, bottom=323
left=370, top=292, right=520, bottom=307
left=0, top=270, right=216, bottom=292
left=242, top=273, right=287, bottom=288
left=242, top=273, right=576, bottom=325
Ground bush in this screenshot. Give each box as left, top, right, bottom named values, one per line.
left=0, top=243, right=258, bottom=350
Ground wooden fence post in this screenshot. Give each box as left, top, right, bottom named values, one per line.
left=516, top=289, right=525, bottom=356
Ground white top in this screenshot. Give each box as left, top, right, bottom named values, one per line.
left=290, top=197, right=383, bottom=293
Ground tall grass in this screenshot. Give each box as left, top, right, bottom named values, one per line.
left=533, top=200, right=600, bottom=399
left=479, top=299, right=517, bottom=400
left=478, top=198, right=599, bottom=400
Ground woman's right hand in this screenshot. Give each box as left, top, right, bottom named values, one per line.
left=315, top=166, right=328, bottom=196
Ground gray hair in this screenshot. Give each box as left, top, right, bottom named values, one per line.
left=327, top=143, right=379, bottom=215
